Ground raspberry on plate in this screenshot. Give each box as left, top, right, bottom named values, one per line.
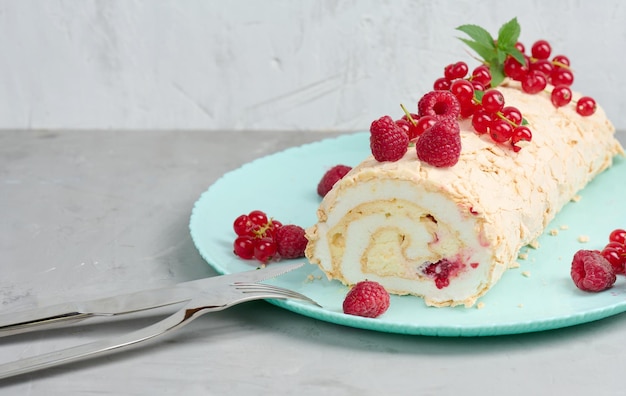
left=369, top=115, right=409, bottom=162
left=342, top=280, right=390, bottom=318
left=317, top=165, right=352, bottom=197
left=571, top=249, right=616, bottom=292
left=274, top=224, right=308, bottom=259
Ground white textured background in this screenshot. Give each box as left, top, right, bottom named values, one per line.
left=1, top=0, right=625, bottom=132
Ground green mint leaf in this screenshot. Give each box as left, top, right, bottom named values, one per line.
left=456, top=24, right=496, bottom=50
left=458, top=38, right=496, bottom=63
left=473, top=90, right=484, bottom=103
left=496, top=17, right=521, bottom=50
left=496, top=48, right=507, bottom=65
left=489, top=63, right=506, bottom=87
left=508, top=47, right=526, bottom=65
left=521, top=117, right=529, bottom=126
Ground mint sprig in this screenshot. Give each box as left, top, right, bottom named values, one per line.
left=456, top=17, right=525, bottom=87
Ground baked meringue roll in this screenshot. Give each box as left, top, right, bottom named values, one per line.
left=305, top=83, right=624, bottom=308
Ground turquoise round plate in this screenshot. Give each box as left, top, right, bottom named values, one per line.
left=190, top=132, right=626, bottom=336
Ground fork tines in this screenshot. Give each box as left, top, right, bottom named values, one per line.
left=233, top=282, right=321, bottom=307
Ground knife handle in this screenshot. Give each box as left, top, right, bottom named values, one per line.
left=0, top=303, right=93, bottom=337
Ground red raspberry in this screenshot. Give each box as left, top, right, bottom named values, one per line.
left=369, top=115, right=409, bottom=162
left=342, top=280, right=390, bottom=318
left=415, top=118, right=462, bottom=167
left=571, top=249, right=616, bottom=292
left=317, top=165, right=352, bottom=197
left=274, top=224, right=308, bottom=259
left=417, top=90, right=461, bottom=120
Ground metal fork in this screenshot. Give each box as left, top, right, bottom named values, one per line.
left=0, top=270, right=319, bottom=380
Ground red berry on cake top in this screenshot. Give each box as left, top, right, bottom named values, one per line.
left=415, top=117, right=462, bottom=168
left=342, top=280, right=390, bottom=318
left=369, top=115, right=409, bottom=162
left=417, top=90, right=461, bottom=120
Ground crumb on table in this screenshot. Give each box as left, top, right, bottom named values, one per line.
left=509, top=261, right=521, bottom=269
left=578, top=235, right=589, bottom=243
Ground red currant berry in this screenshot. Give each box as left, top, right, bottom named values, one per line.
left=503, top=57, right=527, bottom=81
left=264, top=219, right=283, bottom=238
left=550, top=68, right=574, bottom=87
left=531, top=40, right=552, bottom=60
left=521, top=70, right=548, bottom=94
left=481, top=89, right=505, bottom=114
left=253, top=237, right=277, bottom=263
left=514, top=42, right=525, bottom=53
left=471, top=109, right=493, bottom=134
left=551, top=85, right=572, bottom=107
left=233, top=236, right=256, bottom=259
left=529, top=59, right=554, bottom=77
left=397, top=114, right=422, bottom=140
left=576, top=97, right=597, bottom=116
left=552, top=55, right=570, bottom=68
left=601, top=247, right=625, bottom=275
left=433, top=77, right=451, bottom=91
left=606, top=241, right=626, bottom=254
left=511, top=125, right=532, bottom=152
left=450, top=79, right=475, bottom=105
left=470, top=80, right=485, bottom=92
left=444, top=62, right=469, bottom=80
left=609, top=229, right=626, bottom=245
left=401, top=112, right=420, bottom=123
left=490, top=119, right=514, bottom=143
left=395, top=118, right=411, bottom=133
left=460, top=100, right=480, bottom=118
left=233, top=214, right=254, bottom=237
left=471, top=65, right=492, bottom=86
left=501, top=106, right=523, bottom=126
left=248, top=210, right=268, bottom=227
left=414, top=115, right=437, bottom=136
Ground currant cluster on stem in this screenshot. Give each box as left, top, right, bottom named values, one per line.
left=431, top=61, right=532, bottom=152
left=232, top=210, right=307, bottom=264
left=600, top=228, right=626, bottom=275
left=233, top=210, right=282, bottom=263
left=503, top=39, right=596, bottom=116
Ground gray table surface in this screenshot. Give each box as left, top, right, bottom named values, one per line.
left=1, top=129, right=625, bottom=395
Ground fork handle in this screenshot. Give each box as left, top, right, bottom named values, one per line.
left=0, top=303, right=220, bottom=380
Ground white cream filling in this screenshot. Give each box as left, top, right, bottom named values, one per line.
left=313, top=179, right=496, bottom=307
